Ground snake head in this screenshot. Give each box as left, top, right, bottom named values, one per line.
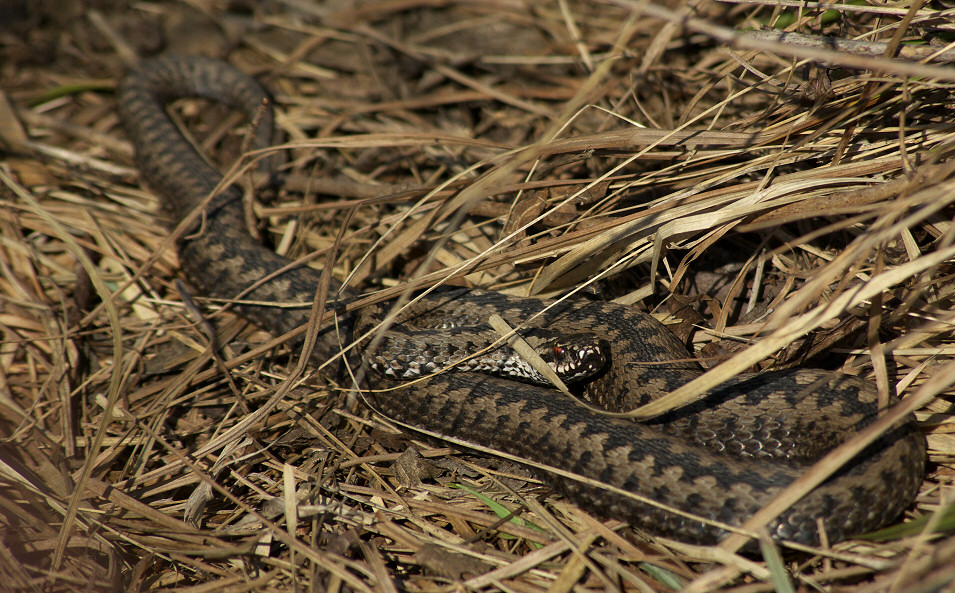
left=539, top=332, right=608, bottom=383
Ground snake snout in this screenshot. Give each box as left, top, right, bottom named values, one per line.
left=541, top=332, right=608, bottom=383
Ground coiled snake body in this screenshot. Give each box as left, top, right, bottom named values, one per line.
left=118, top=55, right=925, bottom=545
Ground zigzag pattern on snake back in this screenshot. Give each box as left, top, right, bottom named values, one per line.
left=117, top=55, right=926, bottom=546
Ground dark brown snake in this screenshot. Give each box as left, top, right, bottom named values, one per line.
left=117, top=55, right=926, bottom=546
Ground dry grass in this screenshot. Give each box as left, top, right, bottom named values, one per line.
left=2, top=0, right=955, bottom=591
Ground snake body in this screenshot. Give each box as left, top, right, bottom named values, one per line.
left=117, top=55, right=926, bottom=545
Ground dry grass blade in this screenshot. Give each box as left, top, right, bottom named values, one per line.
left=630, top=234, right=955, bottom=420
left=1, top=169, right=128, bottom=572
left=613, top=0, right=955, bottom=80
left=487, top=314, right=572, bottom=395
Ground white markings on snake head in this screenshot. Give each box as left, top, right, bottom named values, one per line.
left=371, top=330, right=608, bottom=385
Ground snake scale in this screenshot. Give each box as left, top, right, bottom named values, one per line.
left=117, top=55, right=926, bottom=546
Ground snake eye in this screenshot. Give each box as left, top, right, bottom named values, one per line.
left=553, top=345, right=566, bottom=356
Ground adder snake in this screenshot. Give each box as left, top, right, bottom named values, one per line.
left=117, top=55, right=925, bottom=545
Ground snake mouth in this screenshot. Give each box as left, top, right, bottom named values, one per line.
left=541, top=334, right=610, bottom=384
